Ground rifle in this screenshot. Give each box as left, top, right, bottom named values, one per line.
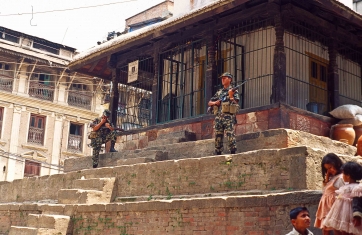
left=207, top=78, right=251, bottom=113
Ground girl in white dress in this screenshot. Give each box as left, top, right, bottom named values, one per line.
left=323, top=161, right=362, bottom=235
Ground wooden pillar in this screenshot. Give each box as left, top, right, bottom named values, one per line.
left=108, top=53, right=119, bottom=126
left=328, top=39, right=339, bottom=110
left=205, top=33, right=217, bottom=103
left=151, top=42, right=160, bottom=125
left=271, top=14, right=286, bottom=104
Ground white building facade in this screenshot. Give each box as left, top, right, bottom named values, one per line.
left=0, top=26, right=104, bottom=181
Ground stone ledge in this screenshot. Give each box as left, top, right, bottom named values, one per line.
left=21, top=144, right=48, bottom=152
left=0, top=190, right=322, bottom=213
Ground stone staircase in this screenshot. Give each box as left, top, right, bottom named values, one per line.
left=9, top=214, right=70, bottom=235
left=7, top=177, right=116, bottom=234
left=58, top=177, right=116, bottom=204
left=1, top=128, right=361, bottom=235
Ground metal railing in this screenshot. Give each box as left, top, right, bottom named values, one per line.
left=68, top=91, right=92, bottom=110
left=28, top=127, right=44, bottom=145
left=0, top=76, right=13, bottom=92
left=157, top=39, right=207, bottom=123
left=67, top=134, right=82, bottom=152
left=29, top=81, right=54, bottom=101
left=116, top=57, right=153, bottom=130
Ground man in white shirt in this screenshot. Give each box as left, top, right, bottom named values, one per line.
left=286, top=207, right=314, bottom=235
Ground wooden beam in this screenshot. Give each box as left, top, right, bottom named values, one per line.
left=56, top=68, right=67, bottom=87
left=93, top=79, right=104, bottom=94
left=67, top=72, right=77, bottom=89
left=88, top=61, right=98, bottom=73
left=16, top=58, right=24, bottom=78
left=97, top=62, right=109, bottom=77
left=27, top=61, right=37, bottom=80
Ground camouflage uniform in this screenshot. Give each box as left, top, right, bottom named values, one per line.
left=210, top=86, right=239, bottom=154
left=89, top=118, right=117, bottom=167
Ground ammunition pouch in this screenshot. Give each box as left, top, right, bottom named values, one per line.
left=229, top=103, right=240, bottom=114
left=88, top=131, right=98, bottom=139
left=221, top=101, right=230, bottom=113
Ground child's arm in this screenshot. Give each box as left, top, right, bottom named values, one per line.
left=353, top=197, right=362, bottom=227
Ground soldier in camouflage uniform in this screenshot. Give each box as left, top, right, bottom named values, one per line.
left=208, top=72, right=240, bottom=155
left=89, top=109, right=118, bottom=168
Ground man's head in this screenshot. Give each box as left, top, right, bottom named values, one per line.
left=103, top=109, right=111, bottom=117
left=220, top=72, right=233, bottom=87
left=289, top=207, right=311, bottom=233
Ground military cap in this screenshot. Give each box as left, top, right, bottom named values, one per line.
left=219, top=72, right=233, bottom=79
left=103, top=109, right=111, bottom=116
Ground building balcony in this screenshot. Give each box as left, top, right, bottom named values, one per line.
left=0, top=75, right=13, bottom=92
left=29, top=81, right=54, bottom=101
left=68, top=134, right=82, bottom=152
left=68, top=91, right=92, bottom=110
left=28, top=127, right=44, bottom=145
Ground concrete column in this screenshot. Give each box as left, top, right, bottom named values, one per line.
left=16, top=65, right=29, bottom=96
left=57, top=84, right=68, bottom=105
left=6, top=105, right=23, bottom=181
left=50, top=114, right=64, bottom=175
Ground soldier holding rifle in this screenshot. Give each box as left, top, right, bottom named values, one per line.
left=89, top=109, right=118, bottom=168
left=208, top=72, right=240, bottom=155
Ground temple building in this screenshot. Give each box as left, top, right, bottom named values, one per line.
left=69, top=0, right=362, bottom=149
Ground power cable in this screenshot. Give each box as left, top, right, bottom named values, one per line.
left=0, top=0, right=137, bottom=17
left=0, top=150, right=63, bottom=171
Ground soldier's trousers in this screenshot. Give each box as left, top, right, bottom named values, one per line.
left=91, top=130, right=117, bottom=166
left=214, top=114, right=236, bottom=154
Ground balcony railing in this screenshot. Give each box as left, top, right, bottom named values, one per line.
left=29, top=81, right=54, bottom=101
left=28, top=127, right=44, bottom=145
left=0, top=76, right=13, bottom=92
left=68, top=134, right=82, bottom=152
left=68, top=91, right=92, bottom=110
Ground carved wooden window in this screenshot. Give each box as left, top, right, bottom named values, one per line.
left=307, top=52, right=329, bottom=113
left=24, top=160, right=40, bottom=177
left=28, top=114, right=45, bottom=145
left=68, top=123, right=83, bottom=152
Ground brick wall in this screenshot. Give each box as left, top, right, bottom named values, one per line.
left=117, top=103, right=333, bottom=151
left=0, top=191, right=322, bottom=235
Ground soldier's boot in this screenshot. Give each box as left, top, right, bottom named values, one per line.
left=110, top=141, right=118, bottom=152
left=215, top=150, right=222, bottom=155
left=230, top=150, right=236, bottom=154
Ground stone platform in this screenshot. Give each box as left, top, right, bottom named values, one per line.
left=64, top=128, right=356, bottom=172
left=0, top=128, right=361, bottom=235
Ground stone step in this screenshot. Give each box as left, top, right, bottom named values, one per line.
left=3, top=190, right=324, bottom=235
left=58, top=189, right=107, bottom=204
left=145, top=128, right=357, bottom=160
left=116, top=157, right=156, bottom=165
left=9, top=226, right=38, bottom=235
left=147, top=137, right=190, bottom=147
left=73, top=177, right=115, bottom=191
left=64, top=150, right=168, bottom=172
left=114, top=188, right=295, bottom=202
left=27, top=214, right=70, bottom=231
left=157, top=130, right=196, bottom=140
left=1, top=144, right=360, bottom=205
left=64, top=128, right=357, bottom=172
